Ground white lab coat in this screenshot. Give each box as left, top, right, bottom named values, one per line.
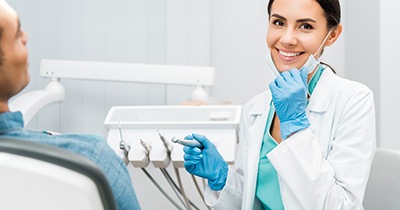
left=205, top=68, right=376, bottom=210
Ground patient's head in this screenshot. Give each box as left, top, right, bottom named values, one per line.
left=0, top=1, right=29, bottom=105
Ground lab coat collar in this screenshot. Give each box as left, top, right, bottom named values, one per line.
left=245, top=92, right=270, bottom=209
left=247, top=92, right=270, bottom=153
left=248, top=92, right=271, bottom=117
left=307, top=68, right=338, bottom=113
left=247, top=93, right=269, bottom=163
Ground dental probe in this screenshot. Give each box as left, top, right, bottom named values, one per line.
left=171, top=137, right=202, bottom=147
left=118, top=122, right=131, bottom=152
left=157, top=130, right=172, bottom=153
left=140, top=139, right=151, bottom=156
left=118, top=122, right=130, bottom=165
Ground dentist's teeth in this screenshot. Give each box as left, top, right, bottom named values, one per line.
left=279, top=50, right=301, bottom=57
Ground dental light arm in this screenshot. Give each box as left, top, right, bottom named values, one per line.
left=9, top=78, right=65, bottom=126
left=40, top=59, right=215, bottom=86
left=9, top=59, right=215, bottom=126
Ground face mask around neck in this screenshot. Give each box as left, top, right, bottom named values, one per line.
left=266, top=30, right=332, bottom=77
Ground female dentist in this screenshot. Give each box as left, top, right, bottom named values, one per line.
left=182, top=0, right=376, bottom=209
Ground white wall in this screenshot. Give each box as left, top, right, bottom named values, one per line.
left=210, top=0, right=270, bottom=105
left=344, top=0, right=381, bottom=147
left=380, top=0, right=400, bottom=150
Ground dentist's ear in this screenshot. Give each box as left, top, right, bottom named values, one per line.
left=325, top=24, right=343, bottom=47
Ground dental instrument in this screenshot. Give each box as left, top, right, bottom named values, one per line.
left=140, top=139, right=151, bottom=156
left=118, top=122, right=130, bottom=165
left=157, top=130, right=173, bottom=154
left=129, top=138, right=150, bottom=168
left=149, top=130, right=171, bottom=168
left=171, top=137, right=202, bottom=148
left=157, top=130, right=196, bottom=209
left=156, top=131, right=199, bottom=210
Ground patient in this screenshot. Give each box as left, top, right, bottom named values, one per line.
left=0, top=1, right=140, bottom=209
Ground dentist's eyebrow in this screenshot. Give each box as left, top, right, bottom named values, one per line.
left=271, top=14, right=317, bottom=24
left=271, top=14, right=286, bottom=21
left=296, top=18, right=317, bottom=23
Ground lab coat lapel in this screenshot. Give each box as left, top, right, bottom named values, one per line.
left=247, top=93, right=269, bottom=161
left=244, top=93, right=270, bottom=209
left=307, top=68, right=337, bottom=113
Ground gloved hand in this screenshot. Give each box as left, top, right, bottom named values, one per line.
left=183, top=133, right=228, bottom=191
left=269, top=67, right=310, bottom=140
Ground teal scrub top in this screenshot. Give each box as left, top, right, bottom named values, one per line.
left=255, top=65, right=326, bottom=210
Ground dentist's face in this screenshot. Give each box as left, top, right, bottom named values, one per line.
left=267, top=0, right=329, bottom=72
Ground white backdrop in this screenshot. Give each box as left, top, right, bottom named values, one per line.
left=379, top=0, right=400, bottom=150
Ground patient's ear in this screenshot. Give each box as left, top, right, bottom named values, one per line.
left=325, top=24, right=342, bottom=47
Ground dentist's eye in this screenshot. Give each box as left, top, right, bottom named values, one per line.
left=272, top=20, right=285, bottom=27
left=300, top=23, right=313, bottom=30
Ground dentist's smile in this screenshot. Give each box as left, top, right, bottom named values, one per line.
left=276, top=48, right=305, bottom=62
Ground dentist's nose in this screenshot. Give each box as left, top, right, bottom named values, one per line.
left=280, top=29, right=298, bottom=47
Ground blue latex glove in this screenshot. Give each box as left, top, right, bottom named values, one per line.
left=269, top=68, right=310, bottom=140
left=183, top=133, right=228, bottom=191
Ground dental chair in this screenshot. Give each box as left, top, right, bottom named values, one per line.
left=0, top=138, right=117, bottom=210
left=363, top=148, right=400, bottom=210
